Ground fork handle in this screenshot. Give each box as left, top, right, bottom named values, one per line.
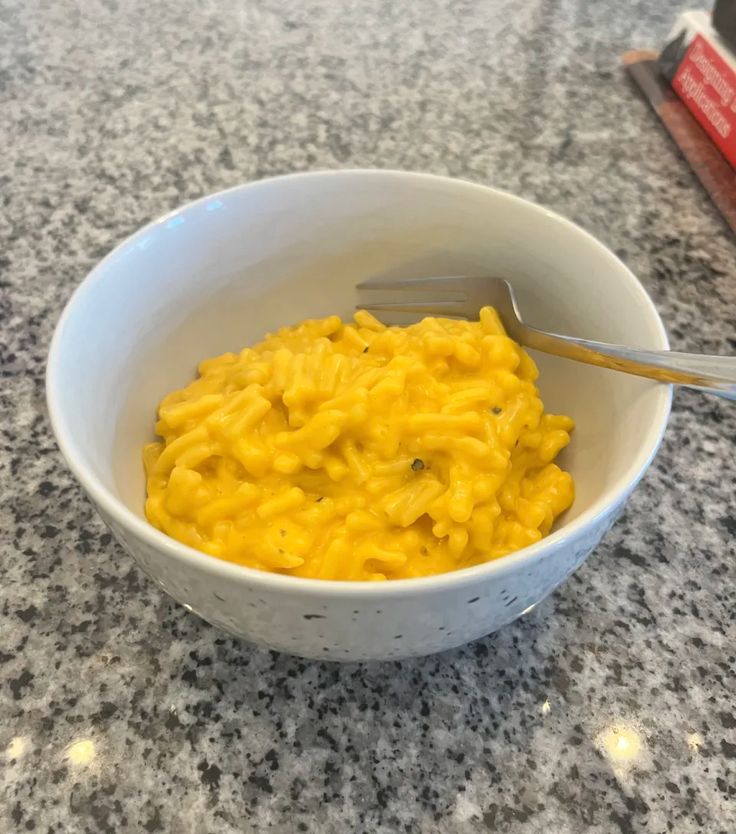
left=520, top=327, right=736, bottom=400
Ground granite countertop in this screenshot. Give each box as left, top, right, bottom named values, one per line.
left=2, top=0, right=735, bottom=831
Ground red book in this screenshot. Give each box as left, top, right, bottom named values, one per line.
left=660, top=10, right=736, bottom=168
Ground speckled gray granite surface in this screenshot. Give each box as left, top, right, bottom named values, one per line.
left=1, top=0, right=735, bottom=831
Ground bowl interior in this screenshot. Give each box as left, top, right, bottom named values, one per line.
left=49, top=171, right=669, bottom=551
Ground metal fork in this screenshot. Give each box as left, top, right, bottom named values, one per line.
left=357, top=276, right=736, bottom=401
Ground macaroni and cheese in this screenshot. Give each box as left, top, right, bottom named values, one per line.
left=143, top=307, right=574, bottom=580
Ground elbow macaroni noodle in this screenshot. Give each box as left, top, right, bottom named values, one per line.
left=144, top=307, right=574, bottom=580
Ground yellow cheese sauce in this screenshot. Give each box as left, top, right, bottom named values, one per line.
left=143, top=307, right=574, bottom=580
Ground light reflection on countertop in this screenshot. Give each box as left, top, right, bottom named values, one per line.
left=597, top=723, right=644, bottom=767
left=687, top=732, right=704, bottom=753
left=65, top=738, right=97, bottom=767
left=6, top=736, right=30, bottom=761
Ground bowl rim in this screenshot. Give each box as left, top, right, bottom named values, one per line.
left=46, top=168, right=672, bottom=597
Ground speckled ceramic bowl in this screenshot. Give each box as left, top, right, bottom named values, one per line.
left=47, top=170, right=671, bottom=660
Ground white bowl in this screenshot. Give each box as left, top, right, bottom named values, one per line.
left=47, top=170, right=671, bottom=661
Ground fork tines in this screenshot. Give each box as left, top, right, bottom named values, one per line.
left=356, top=275, right=469, bottom=317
